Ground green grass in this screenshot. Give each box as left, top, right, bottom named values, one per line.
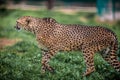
left=0, top=9, right=120, bottom=80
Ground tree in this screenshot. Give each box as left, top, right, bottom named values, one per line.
left=46, top=0, right=54, bottom=10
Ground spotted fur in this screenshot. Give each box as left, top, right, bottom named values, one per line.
left=15, top=16, right=120, bottom=76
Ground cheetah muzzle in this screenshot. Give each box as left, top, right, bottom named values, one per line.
left=15, top=16, right=120, bottom=76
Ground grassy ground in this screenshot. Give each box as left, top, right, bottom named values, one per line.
left=0, top=9, right=120, bottom=80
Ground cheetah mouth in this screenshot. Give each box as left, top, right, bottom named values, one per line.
left=14, top=26, right=21, bottom=31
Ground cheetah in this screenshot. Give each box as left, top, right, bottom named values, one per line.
left=15, top=16, right=120, bottom=76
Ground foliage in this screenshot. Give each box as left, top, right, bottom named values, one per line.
left=0, top=9, right=120, bottom=80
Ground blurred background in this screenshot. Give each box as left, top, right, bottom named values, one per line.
left=1, top=0, right=120, bottom=20
left=0, top=0, right=120, bottom=80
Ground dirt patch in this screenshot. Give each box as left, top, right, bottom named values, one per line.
left=0, top=38, right=22, bottom=49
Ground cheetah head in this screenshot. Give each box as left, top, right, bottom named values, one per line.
left=15, top=16, right=57, bottom=33
left=15, top=16, right=37, bottom=31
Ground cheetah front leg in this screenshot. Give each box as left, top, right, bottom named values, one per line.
left=41, top=48, right=57, bottom=73
left=82, top=49, right=95, bottom=76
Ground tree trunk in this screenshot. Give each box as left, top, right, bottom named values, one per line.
left=46, top=0, right=54, bottom=10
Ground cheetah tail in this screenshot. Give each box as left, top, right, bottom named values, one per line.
left=109, top=37, right=120, bottom=72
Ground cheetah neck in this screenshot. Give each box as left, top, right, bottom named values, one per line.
left=28, top=25, right=39, bottom=34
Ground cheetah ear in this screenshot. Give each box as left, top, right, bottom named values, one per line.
left=43, top=17, right=56, bottom=23
left=26, top=18, right=31, bottom=25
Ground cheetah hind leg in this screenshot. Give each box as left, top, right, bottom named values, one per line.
left=82, top=50, right=95, bottom=76
left=101, top=47, right=120, bottom=72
